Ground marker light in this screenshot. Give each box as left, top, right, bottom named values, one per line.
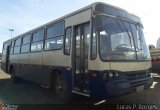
left=108, top=72, right=113, bottom=78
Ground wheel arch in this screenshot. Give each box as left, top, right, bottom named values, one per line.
left=50, top=68, right=63, bottom=86
left=9, top=64, right=14, bottom=74
left=49, top=67, right=72, bottom=91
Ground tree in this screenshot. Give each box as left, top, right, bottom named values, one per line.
left=149, top=45, right=155, bottom=50
left=0, top=53, right=1, bottom=60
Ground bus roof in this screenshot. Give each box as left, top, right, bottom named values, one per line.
left=4, top=2, right=140, bottom=43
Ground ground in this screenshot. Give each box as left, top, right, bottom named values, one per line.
left=0, top=69, right=159, bottom=109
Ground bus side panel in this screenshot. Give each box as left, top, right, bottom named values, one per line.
left=1, top=44, right=6, bottom=72
left=28, top=52, right=43, bottom=83
left=18, top=53, right=29, bottom=78
left=11, top=54, right=20, bottom=75
left=65, top=9, right=92, bottom=27
left=42, top=50, right=71, bottom=86
left=1, top=48, right=7, bottom=73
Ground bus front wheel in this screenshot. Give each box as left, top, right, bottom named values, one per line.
left=54, top=73, right=72, bottom=102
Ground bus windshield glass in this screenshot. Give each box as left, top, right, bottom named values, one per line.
left=98, top=15, right=150, bottom=61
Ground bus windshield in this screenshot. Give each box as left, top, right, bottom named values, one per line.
left=98, top=15, right=150, bottom=61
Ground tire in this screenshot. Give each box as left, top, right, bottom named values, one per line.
left=54, top=73, right=72, bottom=102
left=10, top=67, right=22, bottom=83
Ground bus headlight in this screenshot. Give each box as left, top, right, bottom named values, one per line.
left=146, top=69, right=151, bottom=77
left=108, top=72, right=113, bottom=78
left=114, top=71, right=119, bottom=77
left=102, top=71, right=119, bottom=80
left=102, top=72, right=108, bottom=80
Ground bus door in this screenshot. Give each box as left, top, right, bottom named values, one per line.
left=72, top=22, right=90, bottom=94
left=5, top=45, right=10, bottom=72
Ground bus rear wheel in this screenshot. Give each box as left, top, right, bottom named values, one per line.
left=55, top=73, right=72, bottom=102
left=10, top=67, right=22, bottom=83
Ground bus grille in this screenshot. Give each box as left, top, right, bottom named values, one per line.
left=115, top=71, right=150, bottom=88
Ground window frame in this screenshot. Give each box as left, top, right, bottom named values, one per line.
left=13, top=37, right=22, bottom=54
left=3, top=42, right=7, bottom=50
left=46, top=21, right=64, bottom=39
left=32, top=28, right=45, bottom=43
left=31, top=41, right=43, bottom=52
left=21, top=44, right=30, bottom=54
left=20, top=34, right=31, bottom=54
left=11, top=40, right=14, bottom=47
left=13, top=46, right=21, bottom=54
left=22, top=34, right=31, bottom=45
left=10, top=47, right=14, bottom=54
left=44, top=36, right=63, bottom=51
left=98, top=15, right=139, bottom=62
left=90, top=19, right=97, bottom=60
left=9, top=40, right=14, bottom=54
left=2, top=42, right=8, bottom=55
left=64, top=26, right=72, bottom=55
left=30, top=28, right=45, bottom=53
left=44, top=21, right=64, bottom=51
left=14, top=38, right=22, bottom=47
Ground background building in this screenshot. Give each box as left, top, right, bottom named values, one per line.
left=0, top=53, right=1, bottom=67
left=156, top=37, right=160, bottom=48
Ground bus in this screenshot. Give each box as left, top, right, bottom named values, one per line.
left=150, top=47, right=160, bottom=74
left=1, top=2, right=153, bottom=101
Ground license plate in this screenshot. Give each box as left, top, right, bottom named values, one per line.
left=136, top=85, right=144, bottom=92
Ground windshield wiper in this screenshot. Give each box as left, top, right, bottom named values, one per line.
left=116, top=19, right=133, bottom=49
left=123, top=22, right=133, bottom=47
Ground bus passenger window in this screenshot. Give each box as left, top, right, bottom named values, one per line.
left=2, top=43, right=7, bottom=55
left=45, top=21, right=64, bottom=51
left=45, top=36, right=63, bottom=50
left=23, top=34, right=31, bottom=44
left=47, top=22, right=64, bottom=38
left=31, top=29, right=44, bottom=52
left=31, top=41, right=43, bottom=52
left=21, top=34, right=31, bottom=53
left=64, top=27, right=71, bottom=55
left=13, top=38, right=22, bottom=54
left=15, top=38, right=21, bottom=46
left=14, top=46, right=20, bottom=54
left=10, top=48, right=13, bottom=54
left=32, top=29, right=44, bottom=42
left=21, top=44, right=30, bottom=53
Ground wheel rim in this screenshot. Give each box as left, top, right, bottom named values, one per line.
left=55, top=75, right=65, bottom=96
left=11, top=68, right=15, bottom=78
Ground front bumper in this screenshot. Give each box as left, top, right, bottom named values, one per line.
left=90, top=75, right=153, bottom=99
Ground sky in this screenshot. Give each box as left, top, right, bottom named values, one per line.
left=0, top=0, right=160, bottom=52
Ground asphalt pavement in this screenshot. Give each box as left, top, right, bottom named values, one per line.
left=0, top=70, right=159, bottom=110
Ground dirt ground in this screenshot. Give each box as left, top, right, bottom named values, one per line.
left=0, top=69, right=160, bottom=109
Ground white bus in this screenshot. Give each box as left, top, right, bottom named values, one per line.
left=1, top=2, right=153, bottom=101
